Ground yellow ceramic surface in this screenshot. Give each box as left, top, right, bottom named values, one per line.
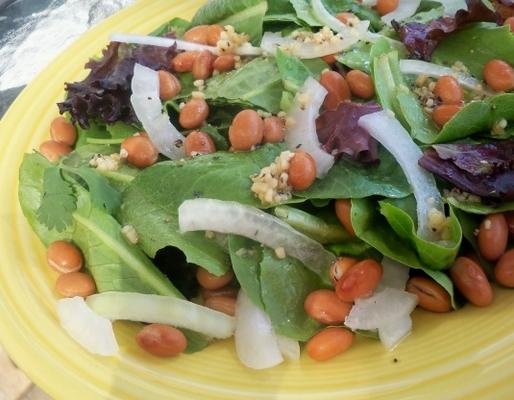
left=1, top=1, right=514, bottom=399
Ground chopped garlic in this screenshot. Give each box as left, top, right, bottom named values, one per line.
left=274, top=247, right=286, bottom=259
left=121, top=225, right=139, bottom=245
left=427, top=208, right=451, bottom=240
left=89, top=153, right=122, bottom=172
left=251, top=151, right=294, bottom=205
left=205, top=230, right=215, bottom=239
left=492, top=118, right=508, bottom=136
left=483, top=219, right=492, bottom=230
left=191, top=91, right=205, bottom=99
left=216, top=25, right=250, bottom=54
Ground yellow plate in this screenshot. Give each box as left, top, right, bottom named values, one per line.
left=1, top=1, right=514, bottom=398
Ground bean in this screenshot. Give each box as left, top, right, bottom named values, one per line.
left=47, top=240, right=83, bottom=274
left=319, top=71, right=351, bottom=111
left=450, top=257, right=493, bottom=307
left=336, top=12, right=358, bottom=24
left=228, top=109, right=264, bottom=151
left=330, top=257, right=358, bottom=286
left=375, top=0, right=399, bottom=15
left=184, top=130, right=216, bottom=157
left=213, top=54, right=236, bottom=72
left=121, top=134, right=159, bottom=168
left=478, top=213, right=508, bottom=261
left=39, top=140, right=71, bottom=162
left=158, top=70, right=181, bottom=101
left=288, top=150, right=317, bottom=191
left=50, top=116, right=77, bottom=146
left=201, top=286, right=239, bottom=301
left=505, top=17, right=514, bottom=32
left=204, top=295, right=236, bottom=316
left=432, top=104, right=461, bottom=127
left=434, top=75, right=463, bottom=105
left=306, top=327, right=353, bottom=361
left=505, top=211, right=514, bottom=237
left=334, top=199, right=355, bottom=236
left=263, top=116, right=285, bottom=143
left=483, top=59, right=514, bottom=92
left=171, top=51, right=199, bottom=73
left=192, top=50, right=215, bottom=80
left=335, top=259, right=383, bottom=302
left=304, top=289, right=352, bottom=325
left=196, top=267, right=234, bottom=290
left=406, top=276, right=451, bottom=313
left=321, top=54, right=337, bottom=65
left=346, top=70, right=375, bottom=99
left=179, top=98, right=209, bottom=129
left=495, top=249, right=514, bottom=287
left=183, top=25, right=209, bottom=44
left=207, top=24, right=224, bottom=46
left=55, top=272, right=96, bottom=298
left=136, top=324, right=187, bottom=357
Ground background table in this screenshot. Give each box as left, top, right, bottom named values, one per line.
left=0, top=1, right=135, bottom=398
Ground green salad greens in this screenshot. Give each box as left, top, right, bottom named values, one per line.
left=19, top=0, right=514, bottom=368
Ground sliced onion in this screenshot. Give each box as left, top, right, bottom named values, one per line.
left=260, top=32, right=361, bottom=59
left=311, top=0, right=370, bottom=41
left=378, top=314, right=413, bottom=350
left=57, top=297, right=118, bottom=356
left=361, top=0, right=378, bottom=5
left=111, top=33, right=262, bottom=56
left=130, top=63, right=185, bottom=160
left=285, top=77, right=335, bottom=177
left=235, top=291, right=284, bottom=369
left=381, top=0, right=421, bottom=25
left=439, top=0, right=468, bottom=15
left=379, top=257, right=410, bottom=291
left=178, top=198, right=336, bottom=277
left=399, top=59, right=493, bottom=94
left=276, top=335, right=300, bottom=361
left=87, top=291, right=235, bottom=339
left=358, top=111, right=444, bottom=241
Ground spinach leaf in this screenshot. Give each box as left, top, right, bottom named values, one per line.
left=204, top=57, right=284, bottom=113
left=76, top=121, right=110, bottom=147
left=260, top=248, right=323, bottom=341
left=297, top=146, right=412, bottom=200
left=447, top=196, right=514, bottom=215
left=327, top=241, right=381, bottom=259
left=351, top=198, right=458, bottom=307
left=105, top=122, right=140, bottom=139
left=290, top=0, right=323, bottom=26
left=379, top=196, right=462, bottom=269
left=403, top=6, right=443, bottom=24
left=191, top=0, right=268, bottom=45
left=121, top=144, right=286, bottom=276
left=150, top=17, right=191, bottom=37
left=228, top=235, right=264, bottom=309
left=276, top=48, right=311, bottom=92
left=264, top=0, right=302, bottom=27
left=200, top=124, right=230, bottom=151
left=302, top=58, right=328, bottom=78
left=337, top=42, right=372, bottom=74
left=432, top=23, right=514, bottom=79
left=433, top=94, right=514, bottom=143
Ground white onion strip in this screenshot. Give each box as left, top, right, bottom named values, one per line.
left=178, top=198, right=336, bottom=276
left=111, top=33, right=262, bottom=56
left=57, top=297, right=118, bottom=356
left=311, top=0, right=370, bottom=41
left=130, top=63, right=185, bottom=160
left=235, top=291, right=283, bottom=369
left=358, top=111, right=444, bottom=240
left=285, top=77, right=335, bottom=177
left=87, top=292, right=235, bottom=339
left=381, top=0, right=421, bottom=25
left=399, top=59, right=493, bottom=94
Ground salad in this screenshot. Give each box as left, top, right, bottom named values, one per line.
left=18, top=0, right=514, bottom=369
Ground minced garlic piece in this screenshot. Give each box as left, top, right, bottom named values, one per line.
left=191, top=91, right=205, bottom=99
left=451, top=61, right=469, bottom=75
left=251, top=151, right=294, bottom=205
left=89, top=153, right=122, bottom=172
left=290, top=26, right=342, bottom=47
left=427, top=208, right=451, bottom=240
left=492, top=118, right=508, bottom=136
left=414, top=77, right=437, bottom=114
left=193, top=79, right=205, bottom=91
left=121, top=224, right=139, bottom=245
left=274, top=247, right=286, bottom=259
left=205, top=230, right=215, bottom=239
left=445, top=188, right=481, bottom=204
left=298, top=92, right=311, bottom=110
left=483, top=218, right=492, bottom=230
left=217, top=25, right=250, bottom=54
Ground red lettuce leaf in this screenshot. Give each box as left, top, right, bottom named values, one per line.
left=419, top=141, right=514, bottom=200
left=316, top=102, right=381, bottom=163
left=392, top=0, right=499, bottom=60
left=58, top=42, right=177, bottom=128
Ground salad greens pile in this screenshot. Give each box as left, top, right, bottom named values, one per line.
left=18, top=0, right=514, bottom=368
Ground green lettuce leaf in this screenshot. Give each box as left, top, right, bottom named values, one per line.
left=120, top=144, right=289, bottom=276
left=275, top=48, right=311, bottom=92
left=204, top=57, right=283, bottom=113
left=447, top=196, right=514, bottom=215
left=191, top=0, right=268, bottom=44
left=150, top=17, right=191, bottom=37
left=296, top=146, right=412, bottom=200
left=337, top=42, right=372, bottom=74
left=432, top=23, right=514, bottom=79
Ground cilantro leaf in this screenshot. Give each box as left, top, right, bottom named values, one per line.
left=37, top=167, right=77, bottom=232
left=63, top=166, right=122, bottom=213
